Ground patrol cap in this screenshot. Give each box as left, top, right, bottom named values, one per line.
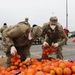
left=25, top=17, right=28, bottom=20
left=32, top=24, right=37, bottom=28
left=33, top=26, right=42, bottom=37
left=50, top=16, right=58, bottom=25
left=3, top=23, right=7, bottom=25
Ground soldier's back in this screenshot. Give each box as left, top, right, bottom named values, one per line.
left=18, top=21, right=31, bottom=27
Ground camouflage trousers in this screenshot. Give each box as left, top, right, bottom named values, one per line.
left=55, top=46, right=63, bottom=59
left=6, top=53, right=12, bottom=68
left=16, top=46, right=30, bottom=61
left=6, top=46, right=30, bottom=67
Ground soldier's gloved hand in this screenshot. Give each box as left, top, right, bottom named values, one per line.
left=28, top=28, right=32, bottom=40
left=52, top=43, right=59, bottom=47
left=42, top=42, right=49, bottom=49
left=25, top=58, right=30, bottom=62
left=43, top=42, right=49, bottom=46
left=10, top=46, right=17, bottom=55
left=28, top=33, right=32, bottom=40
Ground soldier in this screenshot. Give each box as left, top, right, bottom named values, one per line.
left=2, top=22, right=42, bottom=67
left=18, top=17, right=30, bottom=27
left=0, top=23, right=8, bottom=33
left=0, top=23, right=8, bottom=44
left=64, top=27, right=69, bottom=45
left=41, top=16, right=67, bottom=59
left=25, top=17, right=30, bottom=26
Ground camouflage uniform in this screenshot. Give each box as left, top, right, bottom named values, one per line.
left=18, top=17, right=30, bottom=27
left=2, top=22, right=42, bottom=67
left=41, top=17, right=67, bottom=59
left=0, top=23, right=8, bottom=33
left=0, top=23, right=8, bottom=46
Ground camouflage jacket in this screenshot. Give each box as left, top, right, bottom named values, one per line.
left=18, top=21, right=30, bottom=27
left=3, top=23, right=34, bottom=48
left=41, top=23, right=68, bottom=46
left=0, top=25, right=8, bottom=33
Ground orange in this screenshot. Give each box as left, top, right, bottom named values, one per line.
left=46, top=73, right=51, bottom=75
left=53, top=67, right=58, bottom=72
left=59, top=62, right=66, bottom=69
left=71, top=66, right=75, bottom=73
left=72, top=61, right=75, bottom=66
left=58, top=59, right=63, bottom=64
left=14, top=61, right=19, bottom=66
left=10, top=66, right=15, bottom=70
left=35, top=71, right=44, bottom=75
left=1, top=70, right=8, bottom=75
left=72, top=74, right=75, bottom=75
left=19, top=63, right=23, bottom=67
left=22, top=61, right=26, bottom=65
left=27, top=72, right=34, bottom=75
left=27, top=69, right=36, bottom=75
left=7, top=67, right=11, bottom=72
left=64, top=61, right=72, bottom=68
left=63, top=67, right=72, bottom=75
left=55, top=67, right=63, bottom=75
left=35, top=65, right=43, bottom=71
left=50, top=70, right=55, bottom=75
left=11, top=58, right=16, bottom=63
left=43, top=65, right=50, bottom=73
left=22, top=65, right=26, bottom=68
left=29, top=65, right=36, bottom=69
left=50, top=59, right=55, bottom=63
left=17, top=55, right=21, bottom=59
left=17, top=59, right=21, bottom=63
left=52, top=62, right=59, bottom=67
left=50, top=66, right=55, bottom=70
left=0, top=67, right=6, bottom=70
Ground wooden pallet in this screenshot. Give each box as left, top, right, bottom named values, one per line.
left=0, top=56, right=7, bottom=68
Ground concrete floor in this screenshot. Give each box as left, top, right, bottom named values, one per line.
left=0, top=38, right=75, bottom=67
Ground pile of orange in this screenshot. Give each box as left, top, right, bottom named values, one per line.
left=1, top=53, right=75, bottom=75
left=6, top=52, right=31, bottom=73
left=42, top=46, right=56, bottom=59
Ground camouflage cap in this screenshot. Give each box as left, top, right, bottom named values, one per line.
left=3, top=23, right=7, bottom=25
left=25, top=17, right=28, bottom=20
left=50, top=16, right=58, bottom=25
left=33, top=26, right=42, bottom=37
left=32, top=24, right=37, bottom=28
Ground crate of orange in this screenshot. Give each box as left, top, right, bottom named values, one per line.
left=72, top=37, right=75, bottom=42
left=42, top=45, right=56, bottom=59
